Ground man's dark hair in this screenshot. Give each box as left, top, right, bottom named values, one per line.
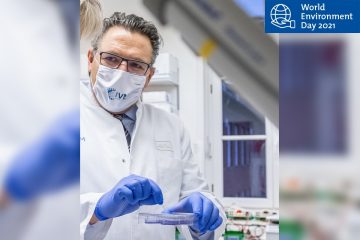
left=91, top=12, right=162, bottom=64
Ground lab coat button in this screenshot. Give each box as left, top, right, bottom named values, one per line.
left=122, top=159, right=126, bottom=163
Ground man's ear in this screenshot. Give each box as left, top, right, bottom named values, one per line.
left=87, top=48, right=94, bottom=74
left=144, top=67, right=155, bottom=89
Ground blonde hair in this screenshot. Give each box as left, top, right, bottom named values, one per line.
left=80, top=0, right=102, bottom=39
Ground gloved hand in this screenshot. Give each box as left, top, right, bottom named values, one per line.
left=163, top=192, right=223, bottom=234
left=94, top=175, right=163, bottom=221
left=4, top=109, right=80, bottom=201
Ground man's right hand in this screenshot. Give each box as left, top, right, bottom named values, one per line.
left=93, top=175, right=163, bottom=221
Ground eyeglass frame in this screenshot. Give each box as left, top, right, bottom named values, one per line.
left=94, top=49, right=152, bottom=76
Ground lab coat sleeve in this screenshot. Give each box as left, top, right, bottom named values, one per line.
left=80, top=192, right=113, bottom=240
left=178, top=123, right=227, bottom=240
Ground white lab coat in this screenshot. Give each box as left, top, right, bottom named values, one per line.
left=80, top=82, right=226, bottom=240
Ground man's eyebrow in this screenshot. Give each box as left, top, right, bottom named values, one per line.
left=129, top=57, right=147, bottom=63
left=128, top=56, right=148, bottom=63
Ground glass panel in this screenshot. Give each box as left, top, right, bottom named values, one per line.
left=222, top=81, right=265, bottom=135
left=223, top=140, right=266, bottom=198
left=279, top=40, right=346, bottom=154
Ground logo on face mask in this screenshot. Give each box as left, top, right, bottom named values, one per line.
left=107, top=88, right=127, bottom=101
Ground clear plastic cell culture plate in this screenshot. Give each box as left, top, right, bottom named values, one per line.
left=138, top=213, right=197, bottom=225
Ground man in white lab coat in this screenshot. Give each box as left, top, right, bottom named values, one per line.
left=80, top=12, right=226, bottom=240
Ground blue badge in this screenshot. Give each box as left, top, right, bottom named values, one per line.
left=265, top=0, right=360, bottom=33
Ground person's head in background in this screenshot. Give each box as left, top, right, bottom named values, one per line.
left=80, top=0, right=102, bottom=40
left=87, top=12, right=162, bottom=107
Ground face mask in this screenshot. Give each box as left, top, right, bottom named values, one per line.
left=92, top=64, right=146, bottom=113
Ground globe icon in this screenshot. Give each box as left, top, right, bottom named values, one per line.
left=270, top=4, right=292, bottom=24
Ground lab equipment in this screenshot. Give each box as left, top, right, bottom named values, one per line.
left=224, top=206, right=279, bottom=239
left=266, top=214, right=279, bottom=240
left=150, top=53, right=179, bottom=85
left=144, top=53, right=179, bottom=113
left=143, top=0, right=279, bottom=126
left=138, top=212, right=197, bottom=225
left=94, top=174, right=163, bottom=221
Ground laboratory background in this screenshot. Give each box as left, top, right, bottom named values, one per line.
left=279, top=34, right=360, bottom=239
left=81, top=0, right=279, bottom=239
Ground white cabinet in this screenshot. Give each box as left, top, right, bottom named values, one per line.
left=143, top=53, right=179, bottom=113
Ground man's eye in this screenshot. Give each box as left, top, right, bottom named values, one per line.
left=129, top=62, right=144, bottom=69
left=104, top=57, right=118, bottom=62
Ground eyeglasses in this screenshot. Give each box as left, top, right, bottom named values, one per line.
left=98, top=51, right=151, bottom=75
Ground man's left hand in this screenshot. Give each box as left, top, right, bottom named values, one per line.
left=163, top=192, right=223, bottom=234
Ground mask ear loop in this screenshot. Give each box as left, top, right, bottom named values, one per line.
left=93, top=50, right=100, bottom=64
left=89, top=52, right=104, bottom=109
left=90, top=52, right=101, bottom=91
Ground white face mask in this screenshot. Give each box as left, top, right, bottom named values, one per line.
left=92, top=64, right=146, bottom=113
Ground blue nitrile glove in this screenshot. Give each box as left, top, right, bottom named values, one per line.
left=94, top=175, right=163, bottom=221
left=163, top=192, right=223, bottom=234
left=4, top=109, right=80, bottom=201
